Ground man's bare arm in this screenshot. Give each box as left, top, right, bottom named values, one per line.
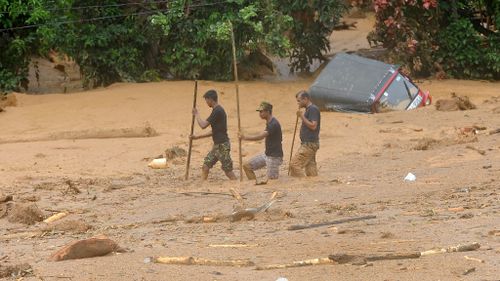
left=191, top=131, right=212, bottom=140
left=297, top=111, right=318, bottom=130
left=193, top=108, right=210, bottom=129
left=240, top=131, right=269, bottom=141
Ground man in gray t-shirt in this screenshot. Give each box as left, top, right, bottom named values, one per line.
left=290, top=90, right=321, bottom=177
left=240, top=102, right=283, bottom=182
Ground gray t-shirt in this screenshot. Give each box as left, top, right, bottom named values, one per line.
left=300, top=104, right=320, bottom=143
left=265, top=117, right=283, bottom=158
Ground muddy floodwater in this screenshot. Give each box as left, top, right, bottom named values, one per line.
left=1, top=13, right=499, bottom=281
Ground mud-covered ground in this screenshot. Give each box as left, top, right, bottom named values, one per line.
left=0, top=77, right=499, bottom=280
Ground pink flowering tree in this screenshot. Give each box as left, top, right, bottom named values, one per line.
left=368, top=0, right=440, bottom=76
left=369, top=0, right=499, bottom=79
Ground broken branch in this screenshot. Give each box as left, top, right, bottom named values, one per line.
left=420, top=242, right=480, bottom=256
left=230, top=199, right=276, bottom=222
left=464, top=256, right=484, bottom=263
left=288, top=215, right=377, bottom=231
left=255, top=257, right=333, bottom=270
left=208, top=243, right=257, bottom=248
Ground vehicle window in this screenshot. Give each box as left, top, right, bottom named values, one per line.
left=377, top=74, right=419, bottom=111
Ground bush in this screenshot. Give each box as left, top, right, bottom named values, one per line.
left=436, top=19, right=500, bottom=79
left=370, top=0, right=500, bottom=79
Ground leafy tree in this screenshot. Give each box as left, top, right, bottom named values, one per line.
left=1, top=0, right=347, bottom=90
left=0, top=0, right=48, bottom=93
left=370, top=0, right=500, bottom=79
left=277, top=0, right=347, bottom=72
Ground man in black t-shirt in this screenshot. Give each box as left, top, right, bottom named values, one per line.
left=191, top=90, right=237, bottom=180
left=239, top=102, right=283, bottom=181
left=289, top=90, right=321, bottom=177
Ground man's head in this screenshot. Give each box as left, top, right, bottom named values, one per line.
left=296, top=90, right=311, bottom=108
left=203, top=90, right=218, bottom=107
left=256, top=101, right=273, bottom=119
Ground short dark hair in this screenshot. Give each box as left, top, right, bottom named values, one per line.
left=296, top=90, right=310, bottom=100
left=203, top=90, right=218, bottom=102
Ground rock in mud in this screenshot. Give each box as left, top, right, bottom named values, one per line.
left=43, top=219, right=92, bottom=233
left=7, top=203, right=44, bottom=225
left=435, top=93, right=476, bottom=111
left=48, top=235, right=122, bottom=261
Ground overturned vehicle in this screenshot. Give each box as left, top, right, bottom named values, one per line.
left=309, top=53, right=431, bottom=113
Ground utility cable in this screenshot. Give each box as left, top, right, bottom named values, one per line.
left=0, top=0, right=232, bottom=32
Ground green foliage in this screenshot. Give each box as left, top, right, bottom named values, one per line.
left=436, top=19, right=500, bottom=79
left=0, top=0, right=48, bottom=92
left=370, top=0, right=500, bottom=79
left=1, top=0, right=347, bottom=90
left=42, top=0, right=151, bottom=87
left=149, top=0, right=294, bottom=80
left=140, top=69, right=162, bottom=82
left=369, top=0, right=440, bottom=76
left=278, top=0, right=347, bottom=72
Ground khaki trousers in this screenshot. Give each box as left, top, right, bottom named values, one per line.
left=289, top=142, right=319, bottom=177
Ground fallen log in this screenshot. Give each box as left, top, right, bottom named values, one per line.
left=255, top=257, right=333, bottom=270
left=288, top=215, right=377, bottom=231
left=154, top=256, right=254, bottom=267
left=48, top=235, right=122, bottom=261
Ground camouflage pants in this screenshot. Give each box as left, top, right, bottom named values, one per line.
left=203, top=142, right=234, bottom=172
left=289, top=142, right=319, bottom=177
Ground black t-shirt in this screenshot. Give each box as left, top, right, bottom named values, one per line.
left=265, top=117, right=283, bottom=158
left=206, top=105, right=229, bottom=144
left=300, top=104, right=320, bottom=143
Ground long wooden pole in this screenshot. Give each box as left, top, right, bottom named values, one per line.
left=185, top=80, right=198, bottom=180
left=230, top=22, right=243, bottom=181
left=288, top=114, right=299, bottom=175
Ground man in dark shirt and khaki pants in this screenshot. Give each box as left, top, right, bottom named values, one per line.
left=290, top=90, right=321, bottom=177
left=239, top=102, right=283, bottom=181
left=191, top=90, right=237, bottom=181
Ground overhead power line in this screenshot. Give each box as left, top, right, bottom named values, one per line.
left=0, top=0, right=171, bottom=15
left=0, top=1, right=232, bottom=32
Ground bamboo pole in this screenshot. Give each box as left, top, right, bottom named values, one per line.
left=230, top=22, right=243, bottom=181
left=288, top=114, right=299, bottom=175
left=185, top=80, right=198, bottom=180
left=154, top=256, right=254, bottom=267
